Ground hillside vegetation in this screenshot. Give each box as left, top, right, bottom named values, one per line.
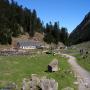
left=69, top=12, right=90, bottom=45
left=0, top=1, right=90, bottom=46
left=0, top=0, right=43, bottom=45
left=0, top=0, right=69, bottom=46
left=71, top=41, right=90, bottom=50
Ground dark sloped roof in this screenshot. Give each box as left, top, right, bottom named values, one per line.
left=17, top=40, right=44, bottom=47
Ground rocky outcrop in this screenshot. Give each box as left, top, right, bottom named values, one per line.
left=21, top=74, right=58, bottom=90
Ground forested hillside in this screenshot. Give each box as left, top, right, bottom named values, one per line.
left=69, top=12, right=90, bottom=45
left=43, top=22, right=68, bottom=45
left=0, top=0, right=69, bottom=45
left=0, top=0, right=43, bottom=44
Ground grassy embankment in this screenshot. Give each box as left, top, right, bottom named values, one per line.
left=75, top=54, right=90, bottom=72
left=0, top=54, right=77, bottom=90
left=74, top=42, right=90, bottom=72
left=66, top=41, right=90, bottom=72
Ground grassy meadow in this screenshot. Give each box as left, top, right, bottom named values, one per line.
left=66, top=41, right=90, bottom=72
left=66, top=48, right=90, bottom=72
left=0, top=54, right=77, bottom=90
left=75, top=54, right=90, bottom=72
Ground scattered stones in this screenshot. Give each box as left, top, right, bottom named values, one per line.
left=30, top=74, right=40, bottom=90
left=21, top=74, right=58, bottom=90
left=1, top=82, right=18, bottom=90
left=40, top=78, right=58, bottom=90
left=21, top=78, right=27, bottom=90
left=84, top=82, right=88, bottom=88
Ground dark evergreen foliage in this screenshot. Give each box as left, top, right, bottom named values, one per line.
left=0, top=0, right=43, bottom=44
left=43, top=22, right=69, bottom=45
left=0, top=0, right=69, bottom=45
left=69, top=12, right=90, bottom=45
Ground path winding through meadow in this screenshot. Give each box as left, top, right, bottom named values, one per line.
left=62, top=54, right=90, bottom=90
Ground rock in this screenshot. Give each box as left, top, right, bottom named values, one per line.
left=84, top=82, right=89, bottom=88
left=3, top=82, right=18, bottom=90
left=21, top=78, right=27, bottom=90
left=20, top=74, right=58, bottom=90
left=48, top=59, right=59, bottom=72
left=73, top=81, right=79, bottom=85
left=40, top=78, right=58, bottom=90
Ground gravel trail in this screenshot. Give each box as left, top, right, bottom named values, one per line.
left=62, top=54, right=90, bottom=90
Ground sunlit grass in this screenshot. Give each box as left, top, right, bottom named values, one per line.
left=75, top=54, right=90, bottom=72
left=0, top=54, right=76, bottom=89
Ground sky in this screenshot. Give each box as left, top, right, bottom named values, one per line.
left=14, top=0, right=90, bottom=33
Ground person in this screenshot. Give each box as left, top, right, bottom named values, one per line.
left=80, top=49, right=83, bottom=54
left=86, top=51, right=88, bottom=55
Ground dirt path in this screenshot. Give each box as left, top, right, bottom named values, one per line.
left=62, top=54, right=90, bottom=90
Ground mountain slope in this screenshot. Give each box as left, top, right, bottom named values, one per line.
left=69, top=12, right=90, bottom=45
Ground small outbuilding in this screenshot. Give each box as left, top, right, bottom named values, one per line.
left=48, top=59, right=59, bottom=72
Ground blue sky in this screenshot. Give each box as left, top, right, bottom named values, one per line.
left=14, top=0, right=90, bottom=33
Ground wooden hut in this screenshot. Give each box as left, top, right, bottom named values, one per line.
left=48, top=59, right=59, bottom=72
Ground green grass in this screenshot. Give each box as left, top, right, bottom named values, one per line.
left=0, top=54, right=77, bottom=90
left=75, top=54, right=90, bottom=72
left=66, top=47, right=90, bottom=72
